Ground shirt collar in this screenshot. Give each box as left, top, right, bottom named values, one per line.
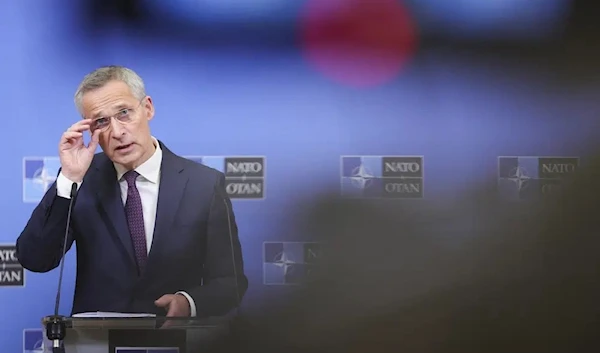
left=114, top=136, right=162, bottom=184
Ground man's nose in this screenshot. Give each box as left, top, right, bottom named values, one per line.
left=110, top=117, right=126, bottom=136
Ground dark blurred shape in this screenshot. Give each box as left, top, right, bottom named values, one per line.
left=83, top=0, right=297, bottom=50
left=406, top=0, right=571, bottom=41
left=88, top=0, right=144, bottom=22
left=563, top=0, right=600, bottom=39
left=558, top=0, right=600, bottom=82
left=80, top=0, right=580, bottom=52
left=200, top=148, right=600, bottom=353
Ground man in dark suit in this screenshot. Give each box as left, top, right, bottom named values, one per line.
left=16, top=65, right=248, bottom=317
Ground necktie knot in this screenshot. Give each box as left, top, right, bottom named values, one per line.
left=123, top=170, right=139, bottom=187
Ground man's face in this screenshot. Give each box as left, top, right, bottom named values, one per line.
left=81, top=80, right=155, bottom=169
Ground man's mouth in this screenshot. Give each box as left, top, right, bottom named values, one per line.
left=116, top=143, right=133, bottom=151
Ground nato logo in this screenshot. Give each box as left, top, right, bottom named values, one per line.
left=1, top=244, right=25, bottom=287
left=115, top=348, right=179, bottom=353
left=23, top=157, right=60, bottom=203
left=185, top=156, right=265, bottom=199
left=263, top=241, right=321, bottom=285
left=23, top=329, right=44, bottom=353
left=498, top=156, right=579, bottom=200
left=341, top=155, right=424, bottom=198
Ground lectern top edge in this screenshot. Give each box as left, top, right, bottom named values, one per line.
left=42, top=315, right=222, bottom=330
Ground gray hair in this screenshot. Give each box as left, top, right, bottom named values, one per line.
left=74, top=65, right=146, bottom=115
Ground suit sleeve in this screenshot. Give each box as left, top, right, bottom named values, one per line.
left=16, top=171, right=78, bottom=273
left=186, top=173, right=248, bottom=317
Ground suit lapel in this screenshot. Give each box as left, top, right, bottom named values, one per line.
left=94, top=157, right=137, bottom=267
left=146, top=144, right=189, bottom=267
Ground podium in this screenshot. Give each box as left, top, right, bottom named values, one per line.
left=40, top=315, right=228, bottom=353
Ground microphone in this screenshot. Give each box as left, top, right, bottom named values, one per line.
left=46, top=182, right=78, bottom=353
left=213, top=183, right=243, bottom=311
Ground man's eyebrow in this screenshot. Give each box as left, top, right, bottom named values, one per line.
left=91, top=111, right=104, bottom=119
left=91, top=103, right=129, bottom=119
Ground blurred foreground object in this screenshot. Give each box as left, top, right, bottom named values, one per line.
left=206, top=149, right=600, bottom=352
left=85, top=0, right=575, bottom=48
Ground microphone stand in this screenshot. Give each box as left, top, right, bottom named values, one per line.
left=45, top=182, right=78, bottom=353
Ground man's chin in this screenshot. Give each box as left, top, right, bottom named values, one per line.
left=110, top=153, right=139, bottom=168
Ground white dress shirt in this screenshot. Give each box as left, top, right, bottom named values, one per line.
left=55, top=137, right=197, bottom=316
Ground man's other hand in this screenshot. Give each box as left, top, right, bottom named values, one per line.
left=155, top=293, right=191, bottom=317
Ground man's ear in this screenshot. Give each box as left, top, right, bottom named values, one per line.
left=144, top=96, right=155, bottom=121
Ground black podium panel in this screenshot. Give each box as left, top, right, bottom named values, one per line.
left=109, top=329, right=186, bottom=353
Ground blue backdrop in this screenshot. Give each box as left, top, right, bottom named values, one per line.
left=2, top=0, right=598, bottom=352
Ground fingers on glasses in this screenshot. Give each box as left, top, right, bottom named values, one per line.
left=67, top=119, right=92, bottom=132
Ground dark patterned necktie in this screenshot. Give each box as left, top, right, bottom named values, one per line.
left=123, top=170, right=148, bottom=275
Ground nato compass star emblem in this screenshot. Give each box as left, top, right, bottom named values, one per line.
left=508, top=166, right=530, bottom=191
left=272, top=251, right=297, bottom=277
left=23, top=157, right=61, bottom=203
left=263, top=242, right=316, bottom=285
left=32, top=166, right=57, bottom=192
left=350, top=164, right=375, bottom=189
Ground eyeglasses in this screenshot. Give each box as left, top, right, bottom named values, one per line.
left=89, top=97, right=145, bottom=132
